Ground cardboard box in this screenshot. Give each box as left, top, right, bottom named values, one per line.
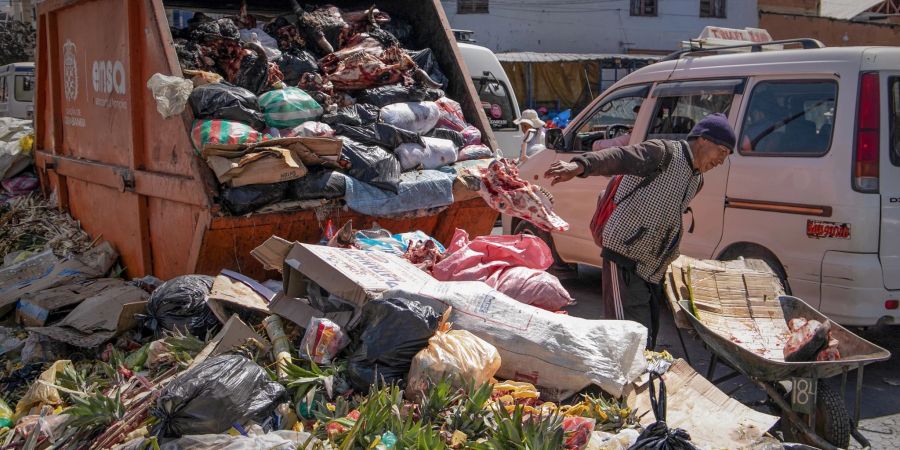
left=268, top=293, right=357, bottom=329
left=209, top=315, right=270, bottom=357
left=205, top=148, right=308, bottom=187
left=627, top=359, right=778, bottom=448
left=281, top=243, right=433, bottom=306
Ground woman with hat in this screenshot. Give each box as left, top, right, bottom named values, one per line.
left=514, top=109, right=546, bottom=164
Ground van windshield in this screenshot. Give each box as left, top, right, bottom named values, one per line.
left=474, top=77, right=517, bottom=130
left=15, top=75, right=34, bottom=103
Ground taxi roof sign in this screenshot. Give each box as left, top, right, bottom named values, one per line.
left=682, top=27, right=774, bottom=50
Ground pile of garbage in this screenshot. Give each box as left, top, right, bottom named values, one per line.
left=152, top=3, right=506, bottom=218
left=0, top=118, right=38, bottom=205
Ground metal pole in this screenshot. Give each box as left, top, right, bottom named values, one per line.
left=855, top=364, right=864, bottom=427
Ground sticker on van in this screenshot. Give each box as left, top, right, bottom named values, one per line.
left=806, top=220, right=850, bottom=239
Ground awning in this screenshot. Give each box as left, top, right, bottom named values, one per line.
left=496, top=52, right=659, bottom=63
left=819, top=0, right=883, bottom=20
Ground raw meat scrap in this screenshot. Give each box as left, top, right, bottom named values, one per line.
left=477, top=159, right=569, bottom=232
left=816, top=333, right=841, bottom=361
left=783, top=318, right=830, bottom=362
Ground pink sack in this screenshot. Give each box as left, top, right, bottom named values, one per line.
left=487, top=266, right=573, bottom=311
left=461, top=125, right=482, bottom=145
left=432, top=229, right=554, bottom=281
left=432, top=229, right=572, bottom=311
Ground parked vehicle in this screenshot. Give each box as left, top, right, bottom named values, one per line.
left=456, top=40, right=522, bottom=158
left=506, top=38, right=900, bottom=326
left=0, top=62, right=35, bottom=120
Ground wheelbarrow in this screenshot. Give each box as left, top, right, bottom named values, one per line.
left=676, top=296, right=890, bottom=449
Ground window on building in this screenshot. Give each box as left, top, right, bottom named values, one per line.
left=630, top=0, right=658, bottom=16
left=739, top=80, right=837, bottom=156
left=700, top=0, right=726, bottom=18
left=458, top=0, right=489, bottom=14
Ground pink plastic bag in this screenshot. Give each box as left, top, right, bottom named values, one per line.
left=432, top=229, right=572, bottom=311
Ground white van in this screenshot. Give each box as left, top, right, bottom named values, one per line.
left=506, top=40, right=899, bottom=326
left=456, top=42, right=522, bottom=158
left=0, top=63, right=35, bottom=120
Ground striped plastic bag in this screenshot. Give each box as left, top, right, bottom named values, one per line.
left=258, top=87, right=323, bottom=128
left=190, top=120, right=266, bottom=153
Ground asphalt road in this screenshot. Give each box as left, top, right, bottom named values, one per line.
left=560, top=265, right=899, bottom=448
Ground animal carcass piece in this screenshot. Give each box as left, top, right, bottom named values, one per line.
left=404, top=240, right=443, bottom=271
left=477, top=159, right=569, bottom=232
left=783, top=318, right=831, bottom=362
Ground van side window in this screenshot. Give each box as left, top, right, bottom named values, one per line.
left=889, top=78, right=900, bottom=167
left=645, top=93, right=733, bottom=141
left=0, top=77, right=7, bottom=103
left=475, top=77, right=516, bottom=130
left=572, top=84, right=649, bottom=152
left=15, top=75, right=34, bottom=103
left=739, top=81, right=837, bottom=156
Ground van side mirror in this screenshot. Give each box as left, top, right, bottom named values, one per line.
left=545, top=128, right=565, bottom=150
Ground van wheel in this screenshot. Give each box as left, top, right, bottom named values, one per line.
left=718, top=244, right=792, bottom=295
left=513, top=220, right=574, bottom=274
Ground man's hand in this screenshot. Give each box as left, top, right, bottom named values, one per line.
left=544, top=161, right=584, bottom=185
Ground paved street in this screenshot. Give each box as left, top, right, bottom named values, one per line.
left=561, top=265, right=899, bottom=449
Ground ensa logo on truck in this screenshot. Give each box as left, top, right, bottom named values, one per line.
left=92, top=60, right=126, bottom=95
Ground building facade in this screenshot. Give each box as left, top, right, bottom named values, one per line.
left=441, top=0, right=759, bottom=54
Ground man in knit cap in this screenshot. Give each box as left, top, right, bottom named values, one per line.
left=544, top=113, right=735, bottom=348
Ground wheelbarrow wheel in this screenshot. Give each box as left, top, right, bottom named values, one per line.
left=779, top=381, right=851, bottom=449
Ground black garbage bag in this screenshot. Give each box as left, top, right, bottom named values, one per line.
left=141, top=275, right=218, bottom=338
left=408, top=49, right=449, bottom=89
left=357, top=85, right=444, bottom=108
left=151, top=354, right=287, bottom=438
left=334, top=123, right=424, bottom=149
left=347, top=298, right=440, bottom=392
left=277, top=51, right=319, bottom=86
left=429, top=128, right=465, bottom=149
left=221, top=182, right=289, bottom=216
left=382, top=17, right=415, bottom=48
left=629, top=374, right=699, bottom=450
left=321, top=104, right=380, bottom=127
left=190, top=17, right=240, bottom=42
left=337, top=137, right=402, bottom=193
left=189, top=84, right=266, bottom=130
left=289, top=169, right=346, bottom=200
left=233, top=44, right=270, bottom=95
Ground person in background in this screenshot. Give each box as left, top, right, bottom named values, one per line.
left=543, top=113, right=735, bottom=348
left=514, top=109, right=546, bottom=164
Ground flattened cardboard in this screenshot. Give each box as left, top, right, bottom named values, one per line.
left=283, top=244, right=433, bottom=306
left=15, top=278, right=125, bottom=327
left=0, top=242, right=118, bottom=315
left=209, top=315, right=270, bottom=357
left=206, top=148, right=308, bottom=187
left=627, top=359, right=778, bottom=449
left=27, top=280, right=148, bottom=348
left=206, top=272, right=272, bottom=323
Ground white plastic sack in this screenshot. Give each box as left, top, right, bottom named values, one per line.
left=284, top=121, right=334, bottom=138
left=159, top=430, right=325, bottom=450
left=379, top=101, right=440, bottom=134
left=147, top=73, right=193, bottom=118
left=240, top=28, right=282, bottom=61
left=382, top=280, right=647, bottom=400
left=395, top=136, right=457, bottom=171
left=0, top=117, right=32, bottom=180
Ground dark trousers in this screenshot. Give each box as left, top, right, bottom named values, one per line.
left=602, top=259, right=662, bottom=349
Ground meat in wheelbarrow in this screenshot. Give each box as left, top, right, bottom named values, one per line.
left=783, top=318, right=830, bottom=362
left=816, top=333, right=841, bottom=361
